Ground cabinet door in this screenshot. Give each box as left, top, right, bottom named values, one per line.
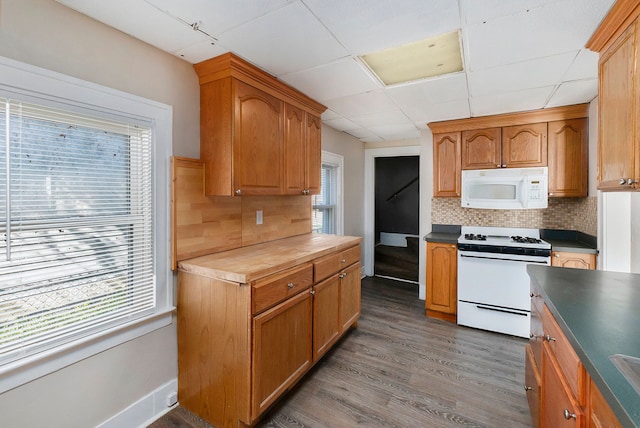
left=502, top=123, right=547, bottom=168
left=339, top=262, right=361, bottom=332
left=598, top=22, right=639, bottom=190
left=461, top=128, right=502, bottom=169
left=543, top=343, right=584, bottom=427
left=425, top=242, right=457, bottom=318
left=283, top=103, right=306, bottom=195
left=589, top=378, right=622, bottom=428
left=551, top=252, right=596, bottom=270
left=548, top=119, right=588, bottom=197
left=433, top=132, right=461, bottom=197
left=312, top=274, right=341, bottom=361
left=252, top=290, right=312, bottom=418
left=525, top=344, right=541, bottom=428
left=233, top=80, right=283, bottom=195
left=305, top=113, right=322, bottom=195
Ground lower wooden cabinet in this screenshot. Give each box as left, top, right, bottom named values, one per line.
left=253, top=290, right=313, bottom=417
left=425, top=241, right=457, bottom=322
left=551, top=251, right=596, bottom=270
left=178, top=241, right=361, bottom=428
left=527, top=283, right=621, bottom=428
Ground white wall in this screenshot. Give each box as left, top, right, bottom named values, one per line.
left=0, top=0, right=201, bottom=426
left=321, top=125, right=365, bottom=239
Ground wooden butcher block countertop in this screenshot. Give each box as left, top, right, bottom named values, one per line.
left=178, top=233, right=362, bottom=284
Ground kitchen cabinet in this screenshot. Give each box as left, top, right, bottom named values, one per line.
left=527, top=280, right=622, bottom=427
left=433, top=132, right=461, bottom=197
left=177, top=234, right=361, bottom=428
left=501, top=123, right=547, bottom=168
left=283, top=106, right=322, bottom=195
left=548, top=119, right=588, bottom=197
left=425, top=241, right=457, bottom=322
left=194, top=53, right=326, bottom=196
left=587, top=2, right=640, bottom=191
left=428, top=104, right=589, bottom=197
left=461, top=127, right=501, bottom=170
left=551, top=251, right=596, bottom=270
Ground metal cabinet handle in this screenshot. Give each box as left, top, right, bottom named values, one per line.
left=310, top=289, right=315, bottom=295
left=340, top=259, right=347, bottom=263
left=529, top=333, right=536, bottom=339
left=501, top=164, right=506, bottom=168
left=287, top=282, right=295, bottom=289
left=544, top=334, right=556, bottom=342
left=235, top=189, right=242, bottom=196
left=339, top=273, right=347, bottom=279
left=524, top=385, right=532, bottom=392
left=628, top=178, right=639, bottom=185
left=619, top=178, right=627, bottom=185
left=496, top=164, right=501, bottom=168
left=302, top=189, right=310, bottom=195
left=563, top=409, right=577, bottom=420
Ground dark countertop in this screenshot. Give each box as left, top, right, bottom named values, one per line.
left=423, top=224, right=460, bottom=244
left=527, top=265, right=640, bottom=427
left=541, top=229, right=598, bottom=254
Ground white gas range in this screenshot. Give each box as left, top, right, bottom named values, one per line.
left=457, top=226, right=551, bottom=338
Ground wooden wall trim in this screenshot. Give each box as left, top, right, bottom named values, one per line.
left=586, top=0, right=640, bottom=53
left=194, top=52, right=326, bottom=115
left=427, top=104, right=590, bottom=134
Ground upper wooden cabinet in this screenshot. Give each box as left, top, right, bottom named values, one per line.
left=501, top=123, right=547, bottom=168
left=587, top=1, right=640, bottom=191
left=194, top=53, right=326, bottom=196
left=548, top=119, right=589, bottom=197
left=433, top=132, right=461, bottom=197
left=461, top=127, right=501, bottom=170
left=429, top=104, right=589, bottom=198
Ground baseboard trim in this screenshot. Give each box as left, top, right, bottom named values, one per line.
left=97, top=378, right=178, bottom=428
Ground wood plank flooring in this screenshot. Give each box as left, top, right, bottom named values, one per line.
left=150, top=276, right=533, bottom=428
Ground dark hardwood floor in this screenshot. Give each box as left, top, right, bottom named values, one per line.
left=150, top=276, right=533, bottom=428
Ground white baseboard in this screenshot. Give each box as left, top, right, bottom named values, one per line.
left=97, top=378, right=178, bottom=428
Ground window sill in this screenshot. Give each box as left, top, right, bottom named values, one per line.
left=0, top=307, right=175, bottom=394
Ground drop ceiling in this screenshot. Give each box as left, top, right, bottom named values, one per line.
left=55, top=0, right=615, bottom=143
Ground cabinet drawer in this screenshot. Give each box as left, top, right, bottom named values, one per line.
left=314, top=245, right=360, bottom=282
left=542, top=304, right=584, bottom=400
left=253, top=263, right=313, bottom=314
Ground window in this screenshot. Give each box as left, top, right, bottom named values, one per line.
left=0, top=99, right=154, bottom=365
left=312, top=151, right=343, bottom=235
left=0, top=56, right=171, bottom=392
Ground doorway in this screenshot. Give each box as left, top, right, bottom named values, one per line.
left=374, top=156, right=419, bottom=282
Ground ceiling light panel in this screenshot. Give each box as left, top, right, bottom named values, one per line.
left=361, top=31, right=463, bottom=86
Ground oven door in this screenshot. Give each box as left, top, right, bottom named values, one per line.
left=457, top=250, right=549, bottom=310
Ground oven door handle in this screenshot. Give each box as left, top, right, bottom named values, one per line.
left=475, top=304, right=529, bottom=316
left=459, top=253, right=549, bottom=264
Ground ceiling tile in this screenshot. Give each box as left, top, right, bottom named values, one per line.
left=281, top=57, right=381, bottom=102
left=324, top=90, right=398, bottom=117
left=322, top=117, right=361, bottom=132
left=321, top=109, right=341, bottom=121
left=470, top=86, right=554, bottom=117
left=368, top=123, right=420, bottom=140
left=421, top=99, right=472, bottom=125
left=345, top=128, right=380, bottom=140
left=387, top=73, right=469, bottom=122
left=459, top=0, right=550, bottom=25
left=216, top=2, right=348, bottom=75
left=464, top=0, right=616, bottom=71
left=173, top=40, right=229, bottom=63
left=349, top=110, right=412, bottom=128
left=546, top=79, right=598, bottom=107
left=468, top=52, right=577, bottom=97
left=302, top=0, right=460, bottom=55
left=563, top=49, right=600, bottom=81
left=145, top=0, right=291, bottom=35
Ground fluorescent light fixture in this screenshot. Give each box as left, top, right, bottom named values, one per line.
left=361, top=31, right=463, bottom=86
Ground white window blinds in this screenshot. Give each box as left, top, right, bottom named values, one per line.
left=0, top=99, right=155, bottom=364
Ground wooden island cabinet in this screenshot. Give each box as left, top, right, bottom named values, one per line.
left=177, top=234, right=361, bottom=428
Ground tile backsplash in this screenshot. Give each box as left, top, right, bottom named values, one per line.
left=432, top=197, right=597, bottom=237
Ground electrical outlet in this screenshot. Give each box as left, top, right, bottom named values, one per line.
left=256, top=210, right=263, bottom=225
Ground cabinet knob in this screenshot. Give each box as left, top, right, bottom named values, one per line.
left=524, top=385, right=533, bottom=392
left=628, top=178, right=639, bottom=185
left=554, top=254, right=560, bottom=258
left=620, top=178, right=627, bottom=185
left=340, top=259, right=347, bottom=263
left=310, top=289, right=315, bottom=295
left=501, top=164, right=506, bottom=168
left=529, top=333, right=536, bottom=339
left=302, top=189, right=309, bottom=195
left=235, top=189, right=242, bottom=196
left=339, top=273, right=347, bottom=279
left=496, top=164, right=501, bottom=168
left=287, top=282, right=295, bottom=289
left=544, top=334, right=556, bottom=342
left=563, top=409, right=577, bottom=420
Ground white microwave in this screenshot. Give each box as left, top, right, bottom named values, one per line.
left=461, top=167, right=548, bottom=209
